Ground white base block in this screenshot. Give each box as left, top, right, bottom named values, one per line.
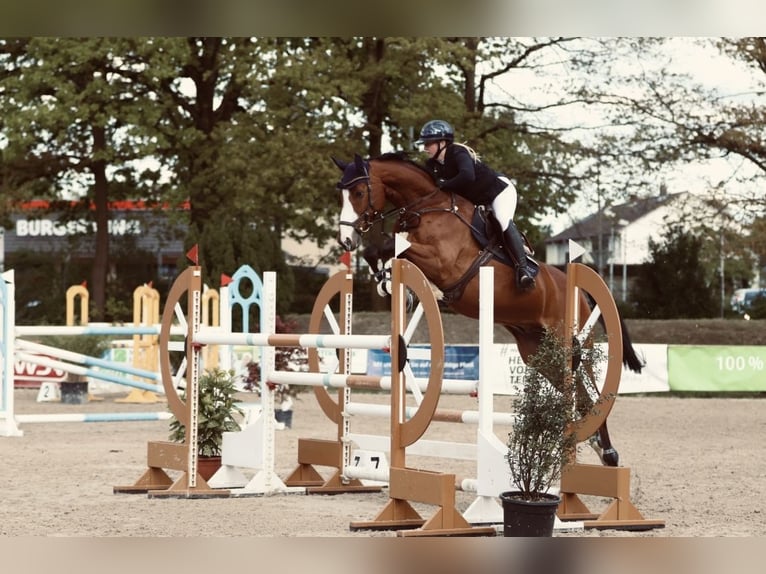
left=36, top=382, right=61, bottom=402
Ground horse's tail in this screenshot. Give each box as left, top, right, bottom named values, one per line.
left=618, top=314, right=644, bottom=374
left=586, top=294, right=644, bottom=374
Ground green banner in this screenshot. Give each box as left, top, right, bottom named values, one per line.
left=668, top=345, right=766, bottom=392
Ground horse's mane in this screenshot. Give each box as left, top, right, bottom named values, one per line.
left=374, top=151, right=434, bottom=181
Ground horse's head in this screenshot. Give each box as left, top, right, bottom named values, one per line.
left=332, top=154, right=384, bottom=251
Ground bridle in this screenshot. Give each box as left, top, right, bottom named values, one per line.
left=337, top=165, right=380, bottom=236
left=338, top=161, right=465, bottom=238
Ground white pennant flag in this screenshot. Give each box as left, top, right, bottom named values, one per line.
left=568, top=239, right=587, bottom=262
left=394, top=233, right=411, bottom=258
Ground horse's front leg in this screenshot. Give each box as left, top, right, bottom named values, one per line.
left=361, top=236, right=396, bottom=296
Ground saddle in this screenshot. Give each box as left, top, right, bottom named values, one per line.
left=470, top=205, right=538, bottom=270
left=363, top=205, right=540, bottom=306
left=432, top=206, right=539, bottom=305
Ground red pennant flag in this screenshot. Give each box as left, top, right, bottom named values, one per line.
left=186, top=244, right=199, bottom=265
left=339, top=251, right=352, bottom=269
left=221, top=274, right=233, bottom=287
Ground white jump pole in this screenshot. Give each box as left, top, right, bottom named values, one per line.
left=461, top=265, right=512, bottom=525
left=1, top=270, right=23, bottom=437
left=237, top=271, right=300, bottom=494
left=267, top=370, right=477, bottom=395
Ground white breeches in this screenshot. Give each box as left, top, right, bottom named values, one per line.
left=491, top=176, right=518, bottom=231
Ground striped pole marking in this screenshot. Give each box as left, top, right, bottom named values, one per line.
left=193, top=331, right=391, bottom=350
left=15, top=412, right=172, bottom=424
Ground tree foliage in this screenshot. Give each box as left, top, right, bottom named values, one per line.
left=3, top=37, right=765, bottom=321
left=632, top=225, right=718, bottom=319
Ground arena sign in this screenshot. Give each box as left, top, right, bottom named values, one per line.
left=15, top=218, right=142, bottom=237
left=14, top=355, right=67, bottom=387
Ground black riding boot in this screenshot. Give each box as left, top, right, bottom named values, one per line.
left=502, top=222, right=535, bottom=290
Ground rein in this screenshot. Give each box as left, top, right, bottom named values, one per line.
left=343, top=170, right=463, bottom=235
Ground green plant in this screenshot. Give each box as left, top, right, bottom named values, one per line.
left=168, top=368, right=244, bottom=457
left=505, top=327, right=605, bottom=501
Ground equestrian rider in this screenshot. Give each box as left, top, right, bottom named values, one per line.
left=416, top=119, right=535, bottom=290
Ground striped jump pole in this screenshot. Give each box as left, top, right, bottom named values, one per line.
left=15, top=339, right=163, bottom=391
left=16, top=412, right=172, bottom=424
left=14, top=351, right=164, bottom=394
left=15, top=324, right=184, bottom=337
left=266, top=369, right=477, bottom=395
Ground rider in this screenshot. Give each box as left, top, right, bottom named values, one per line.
left=415, top=119, right=535, bottom=290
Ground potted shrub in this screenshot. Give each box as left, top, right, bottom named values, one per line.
left=168, top=367, right=244, bottom=480
left=501, top=326, right=604, bottom=537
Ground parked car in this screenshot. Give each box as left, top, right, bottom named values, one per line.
left=731, top=288, right=766, bottom=315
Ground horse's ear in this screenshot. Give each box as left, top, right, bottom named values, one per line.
left=353, top=153, right=366, bottom=172
left=331, top=156, right=348, bottom=171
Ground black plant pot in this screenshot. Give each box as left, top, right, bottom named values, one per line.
left=499, top=491, right=561, bottom=537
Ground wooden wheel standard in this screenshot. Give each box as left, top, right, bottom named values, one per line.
left=285, top=259, right=445, bottom=493
left=559, top=262, right=665, bottom=531
left=115, top=266, right=228, bottom=498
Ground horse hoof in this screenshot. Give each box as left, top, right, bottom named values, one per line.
left=602, top=448, right=619, bottom=467
left=376, top=280, right=392, bottom=297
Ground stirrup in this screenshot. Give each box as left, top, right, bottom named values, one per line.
left=518, top=270, right=535, bottom=290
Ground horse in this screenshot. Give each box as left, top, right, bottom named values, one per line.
left=332, top=152, right=644, bottom=467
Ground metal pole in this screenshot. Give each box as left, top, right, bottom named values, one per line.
left=621, top=229, right=627, bottom=302
left=609, top=225, right=615, bottom=292
left=720, top=231, right=725, bottom=318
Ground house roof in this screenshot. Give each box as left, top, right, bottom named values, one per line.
left=547, top=192, right=678, bottom=243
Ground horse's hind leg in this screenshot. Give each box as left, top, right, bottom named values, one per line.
left=590, top=422, right=619, bottom=467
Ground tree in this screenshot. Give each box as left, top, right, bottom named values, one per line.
left=0, top=38, right=163, bottom=318
left=139, top=38, right=363, bottom=310
left=632, top=225, right=718, bottom=319
left=592, top=38, right=766, bottom=274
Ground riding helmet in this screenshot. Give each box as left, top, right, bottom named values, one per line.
left=415, top=119, right=455, bottom=144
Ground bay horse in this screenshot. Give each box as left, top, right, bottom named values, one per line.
left=332, top=152, right=644, bottom=467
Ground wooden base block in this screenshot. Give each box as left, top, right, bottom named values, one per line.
left=559, top=462, right=665, bottom=531
left=113, top=467, right=173, bottom=494
left=147, top=472, right=231, bottom=499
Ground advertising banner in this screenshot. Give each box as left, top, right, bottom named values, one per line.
left=618, top=343, right=670, bottom=393
left=366, top=345, right=480, bottom=380
left=668, top=345, right=766, bottom=392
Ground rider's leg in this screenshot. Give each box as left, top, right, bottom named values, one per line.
left=491, top=180, right=535, bottom=290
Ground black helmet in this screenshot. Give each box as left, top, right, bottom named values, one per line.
left=415, top=119, right=454, bottom=145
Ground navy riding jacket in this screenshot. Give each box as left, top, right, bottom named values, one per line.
left=425, top=144, right=507, bottom=205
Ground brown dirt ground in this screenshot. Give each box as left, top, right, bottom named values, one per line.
left=3, top=386, right=765, bottom=537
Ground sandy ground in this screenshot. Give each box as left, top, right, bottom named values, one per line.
left=2, top=387, right=765, bottom=538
